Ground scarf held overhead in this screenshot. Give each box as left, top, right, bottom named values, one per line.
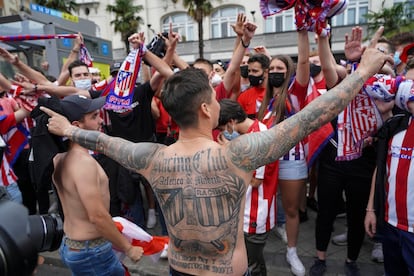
left=104, top=46, right=144, bottom=111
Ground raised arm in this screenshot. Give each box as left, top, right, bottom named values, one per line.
left=295, top=29, right=310, bottom=86
left=227, top=46, right=392, bottom=172
left=39, top=106, right=164, bottom=175
left=128, top=32, right=174, bottom=81
left=0, top=47, right=51, bottom=85
left=12, top=80, right=90, bottom=98
left=221, top=14, right=252, bottom=97
left=317, top=34, right=345, bottom=88
left=56, top=33, right=83, bottom=86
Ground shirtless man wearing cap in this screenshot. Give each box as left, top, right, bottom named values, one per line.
left=42, top=26, right=391, bottom=276
left=51, top=94, right=143, bottom=275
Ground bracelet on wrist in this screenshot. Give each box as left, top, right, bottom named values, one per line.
left=71, top=49, right=79, bottom=53
left=241, top=38, right=250, bottom=48
left=139, top=44, right=148, bottom=57
left=366, top=208, right=375, bottom=212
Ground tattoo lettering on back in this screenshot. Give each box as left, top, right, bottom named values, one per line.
left=149, top=148, right=246, bottom=274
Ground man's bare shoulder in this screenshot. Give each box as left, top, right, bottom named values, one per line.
left=54, top=149, right=101, bottom=181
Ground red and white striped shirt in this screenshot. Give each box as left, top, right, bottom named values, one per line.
left=243, top=120, right=279, bottom=234
left=262, top=79, right=308, bottom=161
left=385, top=117, right=414, bottom=233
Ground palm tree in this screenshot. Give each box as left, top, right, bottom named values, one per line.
left=34, top=0, right=78, bottom=14
left=172, top=0, right=213, bottom=58
left=106, top=0, right=144, bottom=54
left=364, top=0, right=414, bottom=39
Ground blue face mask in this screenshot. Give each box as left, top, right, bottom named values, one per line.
left=394, top=51, right=401, bottom=66
left=222, top=129, right=240, bottom=141
left=74, top=79, right=92, bottom=90
left=222, top=125, right=240, bottom=141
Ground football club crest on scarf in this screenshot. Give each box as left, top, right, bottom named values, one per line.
left=79, top=44, right=93, bottom=67
left=104, top=45, right=144, bottom=111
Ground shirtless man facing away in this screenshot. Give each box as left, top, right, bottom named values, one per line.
left=51, top=94, right=143, bottom=275
left=42, top=27, right=391, bottom=276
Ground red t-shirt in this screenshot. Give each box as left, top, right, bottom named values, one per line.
left=215, top=82, right=229, bottom=101
left=153, top=97, right=179, bottom=135
left=237, top=86, right=266, bottom=118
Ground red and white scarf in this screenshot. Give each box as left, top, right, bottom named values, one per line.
left=336, top=74, right=401, bottom=160
left=79, top=44, right=93, bottom=67
left=104, top=46, right=145, bottom=111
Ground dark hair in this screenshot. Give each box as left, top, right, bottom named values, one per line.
left=161, top=68, right=213, bottom=129
left=68, top=60, right=89, bottom=77
left=248, top=54, right=270, bottom=70
left=218, top=99, right=247, bottom=127
left=406, top=58, right=414, bottom=71
left=193, top=58, right=214, bottom=71
left=377, top=37, right=395, bottom=54
left=390, top=32, right=414, bottom=47
left=257, top=55, right=295, bottom=123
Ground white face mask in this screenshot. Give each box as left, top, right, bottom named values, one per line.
left=210, top=73, right=222, bottom=87
left=74, top=79, right=92, bottom=90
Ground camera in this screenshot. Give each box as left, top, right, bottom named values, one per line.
left=0, top=198, right=63, bottom=275
left=146, top=32, right=169, bottom=59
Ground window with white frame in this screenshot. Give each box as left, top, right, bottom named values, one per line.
left=162, top=13, right=195, bottom=42
left=331, top=0, right=369, bottom=26
left=211, top=6, right=245, bottom=38
left=264, top=9, right=295, bottom=33
left=393, top=0, right=414, bottom=20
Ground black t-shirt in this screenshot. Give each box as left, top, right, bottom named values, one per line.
left=105, top=81, right=156, bottom=142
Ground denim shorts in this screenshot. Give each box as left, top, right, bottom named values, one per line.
left=278, top=160, right=308, bottom=180
left=59, top=237, right=125, bottom=276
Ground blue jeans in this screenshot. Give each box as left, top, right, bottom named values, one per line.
left=382, top=222, right=414, bottom=276
left=59, top=238, right=125, bottom=276
left=6, top=182, right=22, bottom=203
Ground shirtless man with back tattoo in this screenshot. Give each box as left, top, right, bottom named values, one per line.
left=41, top=26, right=391, bottom=276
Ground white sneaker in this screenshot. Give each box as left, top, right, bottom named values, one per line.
left=371, top=242, right=384, bottom=263
left=146, top=208, right=157, bottom=229
left=286, top=247, right=305, bottom=276
left=160, top=244, right=168, bottom=259
left=332, top=232, right=347, bottom=246
left=276, top=224, right=288, bottom=244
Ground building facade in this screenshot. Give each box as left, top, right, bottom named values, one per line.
left=0, top=0, right=412, bottom=63
left=72, top=0, right=412, bottom=62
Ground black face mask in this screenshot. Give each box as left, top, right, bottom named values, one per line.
left=268, top=72, right=285, bottom=88
left=240, top=66, right=249, bottom=78
left=248, top=74, right=264, bottom=87
left=310, top=63, right=322, bottom=78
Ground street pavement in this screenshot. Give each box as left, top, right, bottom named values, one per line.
left=39, top=208, right=385, bottom=276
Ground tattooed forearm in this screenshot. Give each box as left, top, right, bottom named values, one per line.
left=69, top=128, right=163, bottom=171
left=229, top=71, right=367, bottom=171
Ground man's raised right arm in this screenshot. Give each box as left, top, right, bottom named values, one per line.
left=227, top=46, right=393, bottom=172
left=39, top=107, right=164, bottom=174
